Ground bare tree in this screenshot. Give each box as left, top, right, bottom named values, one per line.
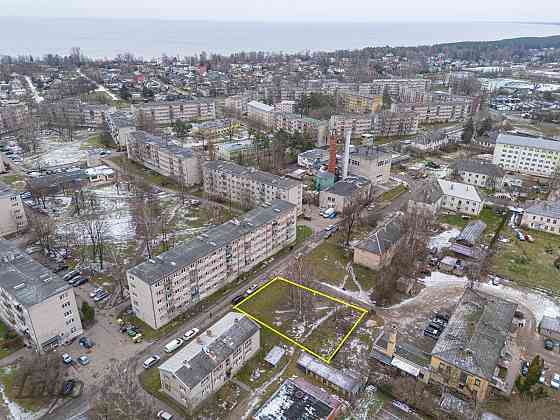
left=339, top=197, right=368, bottom=246
left=28, top=213, right=56, bottom=254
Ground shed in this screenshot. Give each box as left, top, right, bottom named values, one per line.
left=264, top=345, right=285, bottom=367
left=456, top=220, right=487, bottom=247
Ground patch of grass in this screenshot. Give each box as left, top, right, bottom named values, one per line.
left=296, top=225, right=313, bottom=245
left=139, top=368, right=191, bottom=418
left=380, top=184, right=408, bottom=202
left=0, top=321, right=23, bottom=360
left=492, top=228, right=560, bottom=294
left=0, top=174, right=26, bottom=190
left=0, top=367, right=49, bottom=413
left=107, top=156, right=181, bottom=191
left=80, top=133, right=115, bottom=150
left=439, top=207, right=506, bottom=243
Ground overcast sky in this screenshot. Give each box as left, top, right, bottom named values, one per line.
left=2, top=0, right=560, bottom=22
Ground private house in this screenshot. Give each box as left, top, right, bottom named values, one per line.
left=159, top=312, right=260, bottom=409
left=353, top=218, right=402, bottom=270
left=430, top=289, right=517, bottom=401
left=437, top=179, right=484, bottom=216
left=453, top=159, right=505, bottom=189
left=319, top=176, right=371, bottom=213
left=521, top=200, right=560, bottom=235
left=407, top=180, right=444, bottom=215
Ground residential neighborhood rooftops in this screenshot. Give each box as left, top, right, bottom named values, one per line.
left=437, top=179, right=482, bottom=202
left=524, top=200, right=560, bottom=219
left=159, top=312, right=259, bottom=389
left=496, top=133, right=560, bottom=152
left=324, top=176, right=370, bottom=197
left=128, top=199, right=295, bottom=284
left=248, top=100, right=274, bottom=112
left=354, top=218, right=401, bottom=256
left=454, top=159, right=505, bottom=178
left=431, top=289, right=517, bottom=381
left=129, top=130, right=194, bottom=158
left=456, top=220, right=487, bottom=246
left=297, top=352, right=362, bottom=395
left=0, top=239, right=70, bottom=307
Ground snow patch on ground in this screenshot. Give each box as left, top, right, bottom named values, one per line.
left=321, top=282, right=374, bottom=307
left=429, top=228, right=460, bottom=251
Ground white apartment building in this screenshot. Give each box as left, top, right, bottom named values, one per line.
left=159, top=312, right=260, bottom=409
left=437, top=179, right=484, bottom=216
left=0, top=240, right=83, bottom=352
left=393, top=100, right=472, bottom=124
left=358, top=79, right=431, bottom=97
left=454, top=159, right=505, bottom=189
left=372, top=111, right=419, bottom=137
left=203, top=160, right=303, bottom=214
left=247, top=101, right=275, bottom=129
left=329, top=114, right=373, bottom=139
left=274, top=100, right=296, bottom=113
left=103, top=110, right=135, bottom=148
left=348, top=146, right=392, bottom=185
left=133, top=99, right=216, bottom=125
left=274, top=113, right=326, bottom=138
left=0, top=182, right=28, bottom=237
left=492, top=133, right=560, bottom=178
left=224, top=92, right=256, bottom=114
left=521, top=201, right=560, bottom=235
left=127, top=200, right=297, bottom=329
left=127, top=131, right=201, bottom=186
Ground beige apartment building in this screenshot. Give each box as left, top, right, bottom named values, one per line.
left=0, top=240, right=83, bottom=352
left=274, top=113, right=325, bottom=138
left=247, top=100, right=275, bottom=129
left=203, top=160, right=303, bottom=214
left=347, top=146, right=392, bottom=185
left=372, top=111, right=419, bottom=137
left=393, top=100, right=472, bottom=124
left=133, top=99, right=216, bottom=125
left=159, top=312, right=260, bottom=409
left=521, top=200, right=560, bottom=235
left=358, top=79, right=431, bottom=97
left=329, top=114, right=373, bottom=139
left=339, top=92, right=383, bottom=114
left=127, top=200, right=297, bottom=329
left=0, top=182, right=28, bottom=237
left=127, top=131, right=201, bottom=186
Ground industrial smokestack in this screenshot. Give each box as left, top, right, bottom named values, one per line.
left=328, top=132, right=337, bottom=175
left=342, top=128, right=352, bottom=179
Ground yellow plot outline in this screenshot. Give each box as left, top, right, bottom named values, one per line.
left=233, top=276, right=368, bottom=364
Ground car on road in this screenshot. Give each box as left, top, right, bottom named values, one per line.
left=189, top=199, right=201, bottom=207
left=62, top=353, right=73, bottom=364
left=143, top=355, right=161, bottom=369
left=551, top=373, right=560, bottom=390
left=164, top=338, right=184, bottom=353
left=245, top=284, right=259, bottom=296
left=157, top=411, right=173, bottom=420
left=183, top=328, right=199, bottom=341
left=545, top=339, right=555, bottom=351
left=77, top=356, right=90, bottom=366
left=62, top=379, right=75, bottom=396
left=521, top=361, right=529, bottom=376
left=231, top=295, right=245, bottom=305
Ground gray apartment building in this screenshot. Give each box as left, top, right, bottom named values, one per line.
left=203, top=160, right=303, bottom=214
left=127, top=131, right=201, bottom=186
left=348, top=146, right=392, bottom=185
left=0, top=182, right=28, bottom=237
left=103, top=110, right=136, bottom=148
left=127, top=200, right=297, bottom=329
left=0, top=240, right=83, bottom=352
left=133, top=99, right=216, bottom=125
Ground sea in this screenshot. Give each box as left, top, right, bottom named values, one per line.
left=0, top=17, right=559, bottom=59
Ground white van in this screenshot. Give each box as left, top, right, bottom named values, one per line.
left=164, top=338, right=184, bottom=353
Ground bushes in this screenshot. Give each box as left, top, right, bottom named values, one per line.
left=81, top=302, right=95, bottom=325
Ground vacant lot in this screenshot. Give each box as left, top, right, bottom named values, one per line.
left=492, top=228, right=560, bottom=294
left=236, top=277, right=366, bottom=361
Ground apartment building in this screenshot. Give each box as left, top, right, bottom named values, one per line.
left=372, top=111, right=419, bottom=137
left=0, top=240, right=83, bottom=352
left=103, top=110, right=135, bottom=148
left=0, top=182, right=28, bottom=237
left=453, top=159, right=505, bottom=189
left=247, top=101, right=275, bottom=129
left=133, top=99, right=216, bottom=125
left=393, top=100, right=472, bottom=124
left=274, top=100, right=296, bottom=113
left=215, top=140, right=257, bottom=162
left=0, top=103, right=29, bottom=135
left=398, top=85, right=428, bottom=104
left=358, top=79, right=431, bottom=97
left=347, top=146, right=392, bottom=185
left=127, top=200, right=297, bottom=329
left=192, top=119, right=240, bottom=138
left=159, top=312, right=260, bottom=409
left=224, top=92, right=256, bottom=114
left=127, top=131, right=201, bottom=187
left=492, top=133, right=560, bottom=177
left=329, top=114, right=373, bottom=139
left=41, top=99, right=110, bottom=128
left=339, top=92, right=383, bottom=114
left=274, top=113, right=325, bottom=138
left=437, top=179, right=484, bottom=216
left=521, top=200, right=560, bottom=235
left=203, top=160, right=303, bottom=214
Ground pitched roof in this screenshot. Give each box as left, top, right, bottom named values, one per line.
left=431, top=289, right=517, bottom=381
left=297, top=353, right=362, bottom=394
left=354, top=219, right=402, bottom=256
left=409, top=180, right=443, bottom=205
left=324, top=176, right=370, bottom=197
left=525, top=200, right=560, bottom=219
left=204, top=160, right=300, bottom=190
left=437, top=179, right=482, bottom=202
left=454, top=159, right=505, bottom=178
left=456, top=220, right=487, bottom=246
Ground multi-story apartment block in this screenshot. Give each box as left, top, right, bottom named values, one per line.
left=339, top=92, right=383, bottom=114
left=192, top=119, right=240, bottom=138
left=127, top=131, right=201, bottom=186
left=133, top=99, right=216, bottom=125
left=398, top=85, right=428, bottom=104
left=329, top=114, right=373, bottom=139
left=0, top=240, right=83, bottom=352
left=393, top=100, right=473, bottom=124
left=453, top=159, right=505, bottom=189
left=438, top=179, right=484, bottom=215
left=319, top=176, right=371, bottom=213
left=372, top=111, right=419, bottom=137
left=103, top=110, right=136, bottom=148
left=274, top=113, right=325, bottom=138
left=0, top=103, right=29, bottom=135
left=274, top=100, right=296, bottom=113
left=215, top=140, right=257, bottom=162
left=492, top=133, right=560, bottom=178
left=247, top=101, right=275, bottom=129
left=521, top=200, right=560, bottom=235
left=347, top=146, right=392, bottom=185
left=41, top=99, right=110, bottom=128
left=203, top=161, right=303, bottom=214
left=224, top=92, right=257, bottom=115
left=159, top=312, right=259, bottom=409
left=127, top=200, right=297, bottom=329
left=0, top=182, right=28, bottom=236
left=358, top=79, right=431, bottom=97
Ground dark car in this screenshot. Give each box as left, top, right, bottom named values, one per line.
left=63, top=270, right=80, bottom=281
left=521, top=361, right=529, bottom=376
left=62, top=379, right=75, bottom=396
left=79, top=337, right=95, bottom=349
left=231, top=295, right=245, bottom=305
left=428, top=322, right=444, bottom=332
left=432, top=317, right=448, bottom=328
left=424, top=327, right=441, bottom=339
left=545, top=339, right=555, bottom=351
left=72, top=276, right=88, bottom=287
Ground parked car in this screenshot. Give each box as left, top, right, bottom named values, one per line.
left=157, top=411, right=173, bottom=420
left=189, top=199, right=201, bottom=207
left=63, top=270, right=80, bottom=281
left=72, top=276, right=88, bottom=287
left=77, top=356, right=90, bottom=366
left=245, top=284, right=259, bottom=296
left=164, top=338, right=184, bottom=353
left=53, top=263, right=68, bottom=273
left=231, top=295, right=245, bottom=305
left=545, top=339, right=555, bottom=351
left=424, top=327, right=441, bottom=339
left=143, top=355, right=161, bottom=369
left=183, top=328, right=199, bottom=341
left=62, top=379, right=75, bottom=396
left=89, top=288, right=104, bottom=298
left=521, top=361, right=529, bottom=376
left=551, top=373, right=560, bottom=390
left=62, top=353, right=73, bottom=364
left=94, top=291, right=111, bottom=302
left=79, top=337, right=95, bottom=349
